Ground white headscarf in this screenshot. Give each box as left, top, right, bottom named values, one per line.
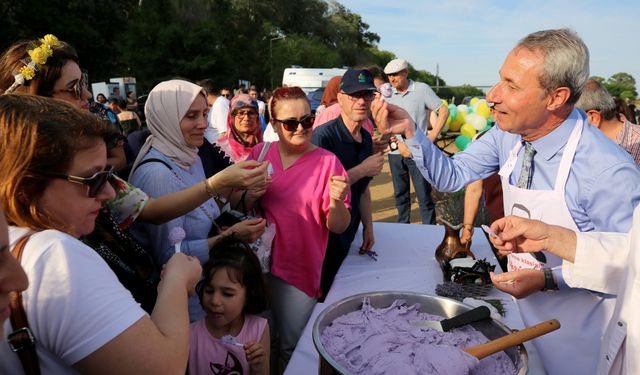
left=131, top=79, right=207, bottom=171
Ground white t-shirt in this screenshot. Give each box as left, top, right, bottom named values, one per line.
left=257, top=99, right=266, bottom=115
left=208, top=96, right=230, bottom=135
left=262, top=122, right=280, bottom=142
left=1, top=228, right=146, bottom=374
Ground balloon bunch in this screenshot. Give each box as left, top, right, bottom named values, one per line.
left=440, top=97, right=494, bottom=151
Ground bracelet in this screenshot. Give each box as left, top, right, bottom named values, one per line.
left=204, top=180, right=227, bottom=206
left=203, top=180, right=216, bottom=199
left=462, top=224, right=474, bottom=230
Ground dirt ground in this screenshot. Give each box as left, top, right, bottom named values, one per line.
left=370, top=154, right=424, bottom=223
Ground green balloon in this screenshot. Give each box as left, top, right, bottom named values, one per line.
left=448, top=104, right=457, bottom=120
left=455, top=135, right=472, bottom=151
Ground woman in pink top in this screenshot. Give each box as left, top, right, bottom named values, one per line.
left=247, top=86, right=351, bottom=371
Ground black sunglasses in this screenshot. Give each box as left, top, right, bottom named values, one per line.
left=343, top=90, right=376, bottom=102
left=274, top=115, right=315, bottom=132
left=40, top=165, right=114, bottom=198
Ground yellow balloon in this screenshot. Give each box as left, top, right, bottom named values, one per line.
left=476, top=101, right=491, bottom=118
left=456, top=110, right=467, bottom=125
left=441, top=99, right=448, bottom=107
left=460, top=123, right=477, bottom=139
left=449, top=116, right=463, bottom=132
left=469, top=97, right=480, bottom=106
left=441, top=121, right=450, bottom=134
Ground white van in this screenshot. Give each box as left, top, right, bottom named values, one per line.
left=282, top=68, right=346, bottom=94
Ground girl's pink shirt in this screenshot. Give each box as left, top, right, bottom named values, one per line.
left=188, top=315, right=267, bottom=375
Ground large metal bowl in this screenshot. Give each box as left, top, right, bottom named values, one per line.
left=312, top=291, right=527, bottom=374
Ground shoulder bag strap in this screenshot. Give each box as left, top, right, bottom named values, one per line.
left=130, top=157, right=173, bottom=176
left=8, top=233, right=41, bottom=375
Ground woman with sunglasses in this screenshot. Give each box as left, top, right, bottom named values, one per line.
left=0, top=38, right=129, bottom=172
left=246, top=86, right=351, bottom=371
left=129, top=80, right=268, bottom=322
left=0, top=36, right=268, bottom=312
left=217, top=94, right=263, bottom=162
left=0, top=94, right=202, bottom=374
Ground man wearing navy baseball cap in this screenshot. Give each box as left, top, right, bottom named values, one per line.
left=312, top=69, right=384, bottom=300
left=339, top=69, right=378, bottom=94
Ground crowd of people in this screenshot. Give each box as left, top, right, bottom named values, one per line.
left=0, top=27, right=639, bottom=375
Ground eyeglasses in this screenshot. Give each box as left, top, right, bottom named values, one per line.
left=342, top=91, right=376, bottom=102
left=234, top=110, right=258, bottom=118
left=221, top=93, right=231, bottom=98
left=274, top=115, right=315, bottom=132
left=40, top=165, right=114, bottom=198
left=55, top=71, right=88, bottom=100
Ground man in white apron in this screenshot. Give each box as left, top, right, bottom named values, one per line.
left=371, top=28, right=640, bottom=374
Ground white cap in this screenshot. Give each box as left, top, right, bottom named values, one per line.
left=384, top=59, right=408, bottom=74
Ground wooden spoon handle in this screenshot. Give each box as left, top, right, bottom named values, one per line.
left=464, top=319, right=560, bottom=360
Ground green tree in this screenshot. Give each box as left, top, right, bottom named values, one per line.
left=449, top=85, right=485, bottom=104
left=0, top=0, right=138, bottom=83
left=605, top=72, right=637, bottom=99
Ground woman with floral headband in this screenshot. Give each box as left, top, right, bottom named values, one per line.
left=0, top=36, right=127, bottom=170
left=217, top=94, right=263, bottom=162
left=0, top=35, right=269, bottom=312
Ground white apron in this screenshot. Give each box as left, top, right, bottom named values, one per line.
left=499, top=116, right=616, bottom=375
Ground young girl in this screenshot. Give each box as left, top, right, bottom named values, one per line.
left=189, top=238, right=269, bottom=375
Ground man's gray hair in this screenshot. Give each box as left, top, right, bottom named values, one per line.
left=575, top=79, right=617, bottom=120
left=517, top=28, right=589, bottom=105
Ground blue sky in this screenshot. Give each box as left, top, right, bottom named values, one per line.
left=337, top=0, right=640, bottom=88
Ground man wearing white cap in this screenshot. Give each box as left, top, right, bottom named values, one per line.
left=384, top=58, right=449, bottom=224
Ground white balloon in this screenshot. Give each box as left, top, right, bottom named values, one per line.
left=456, top=104, right=469, bottom=113
left=468, top=113, right=487, bottom=131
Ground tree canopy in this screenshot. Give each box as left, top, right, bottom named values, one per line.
left=2, top=0, right=635, bottom=101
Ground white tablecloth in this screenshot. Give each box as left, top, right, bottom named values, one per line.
left=284, top=222, right=547, bottom=374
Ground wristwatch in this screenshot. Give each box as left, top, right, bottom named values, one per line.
left=541, top=268, right=558, bottom=291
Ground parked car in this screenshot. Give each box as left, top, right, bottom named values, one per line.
left=308, top=88, right=324, bottom=114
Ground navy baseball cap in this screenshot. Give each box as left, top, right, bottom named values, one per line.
left=340, top=69, right=376, bottom=95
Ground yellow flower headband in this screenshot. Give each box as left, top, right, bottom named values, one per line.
left=3, top=34, right=63, bottom=95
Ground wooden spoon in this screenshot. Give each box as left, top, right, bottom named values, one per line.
left=464, top=319, right=560, bottom=359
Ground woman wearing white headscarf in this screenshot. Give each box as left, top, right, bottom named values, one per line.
left=130, top=80, right=267, bottom=321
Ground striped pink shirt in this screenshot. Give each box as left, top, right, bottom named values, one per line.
left=616, top=119, right=640, bottom=165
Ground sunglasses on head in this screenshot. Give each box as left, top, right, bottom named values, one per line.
left=274, top=114, right=315, bottom=132
left=41, top=165, right=114, bottom=198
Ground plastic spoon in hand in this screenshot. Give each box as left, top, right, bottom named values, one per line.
left=220, top=335, right=244, bottom=347
left=464, top=319, right=560, bottom=360
left=481, top=224, right=497, bottom=238
left=412, top=306, right=491, bottom=331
